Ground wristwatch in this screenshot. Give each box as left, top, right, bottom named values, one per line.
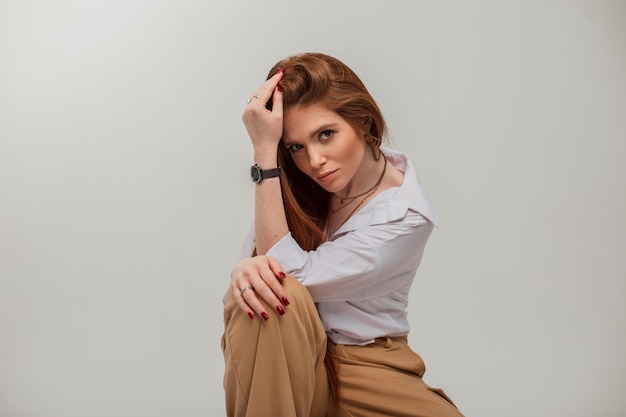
left=250, top=164, right=281, bottom=184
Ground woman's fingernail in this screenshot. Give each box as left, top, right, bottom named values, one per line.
left=248, top=312, right=254, bottom=320
left=277, top=306, right=285, bottom=316
left=281, top=297, right=290, bottom=306
left=279, top=272, right=286, bottom=278
left=261, top=312, right=270, bottom=321
left=278, top=67, right=284, bottom=74
left=277, top=82, right=283, bottom=93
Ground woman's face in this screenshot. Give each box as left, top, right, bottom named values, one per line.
left=282, top=103, right=368, bottom=194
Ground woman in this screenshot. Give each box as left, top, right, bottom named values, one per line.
left=222, top=53, right=463, bottom=417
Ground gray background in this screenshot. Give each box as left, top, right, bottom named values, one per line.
left=1, top=1, right=625, bottom=416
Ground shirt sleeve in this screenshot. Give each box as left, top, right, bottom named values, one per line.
left=266, top=210, right=434, bottom=303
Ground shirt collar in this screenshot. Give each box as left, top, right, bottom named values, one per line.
left=332, top=146, right=438, bottom=236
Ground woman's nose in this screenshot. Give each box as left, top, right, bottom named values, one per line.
left=308, top=147, right=326, bottom=168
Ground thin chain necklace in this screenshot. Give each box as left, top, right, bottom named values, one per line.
left=326, top=157, right=388, bottom=239
left=327, top=186, right=378, bottom=240
left=331, top=157, right=387, bottom=213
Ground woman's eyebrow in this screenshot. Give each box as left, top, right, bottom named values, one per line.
left=308, top=123, right=340, bottom=138
left=283, top=123, right=341, bottom=146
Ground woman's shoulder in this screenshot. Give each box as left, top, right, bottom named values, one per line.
left=380, top=146, right=438, bottom=226
left=383, top=160, right=404, bottom=189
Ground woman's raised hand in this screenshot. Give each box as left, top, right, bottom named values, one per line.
left=241, top=70, right=284, bottom=155
left=230, top=255, right=290, bottom=320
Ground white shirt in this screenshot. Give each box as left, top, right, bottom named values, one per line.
left=241, top=146, right=437, bottom=345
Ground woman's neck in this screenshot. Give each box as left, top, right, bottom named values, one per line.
left=333, top=149, right=384, bottom=201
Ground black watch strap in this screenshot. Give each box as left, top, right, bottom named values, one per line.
left=251, top=164, right=281, bottom=184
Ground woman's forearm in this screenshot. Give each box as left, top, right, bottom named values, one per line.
left=253, top=151, right=289, bottom=255
left=241, top=70, right=288, bottom=255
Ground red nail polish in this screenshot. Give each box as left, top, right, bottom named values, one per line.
left=277, top=306, right=285, bottom=316
left=261, top=312, right=270, bottom=321
left=248, top=312, right=254, bottom=320
left=281, top=297, right=290, bottom=306
left=278, top=67, right=284, bottom=74
left=279, top=272, right=286, bottom=278
left=277, top=82, right=283, bottom=93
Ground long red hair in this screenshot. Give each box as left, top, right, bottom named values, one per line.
left=266, top=53, right=387, bottom=248
left=265, top=52, right=387, bottom=401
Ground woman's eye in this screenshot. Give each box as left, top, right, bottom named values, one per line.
left=319, top=130, right=334, bottom=140
left=288, top=144, right=303, bottom=152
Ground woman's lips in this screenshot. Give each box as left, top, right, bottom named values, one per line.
left=317, top=169, right=337, bottom=183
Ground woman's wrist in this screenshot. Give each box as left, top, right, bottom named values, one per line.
left=253, top=149, right=279, bottom=166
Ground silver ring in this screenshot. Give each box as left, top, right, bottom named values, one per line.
left=240, top=285, right=254, bottom=295
left=246, top=95, right=259, bottom=103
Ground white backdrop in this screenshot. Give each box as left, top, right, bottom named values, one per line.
left=1, top=1, right=625, bottom=416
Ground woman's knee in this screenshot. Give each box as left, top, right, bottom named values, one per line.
left=280, top=275, right=320, bottom=316
left=281, top=274, right=311, bottom=300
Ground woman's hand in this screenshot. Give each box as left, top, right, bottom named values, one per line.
left=241, top=70, right=284, bottom=156
left=229, top=255, right=290, bottom=320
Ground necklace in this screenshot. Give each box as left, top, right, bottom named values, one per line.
left=331, top=157, right=388, bottom=209
left=327, top=186, right=378, bottom=240
left=326, top=157, right=388, bottom=239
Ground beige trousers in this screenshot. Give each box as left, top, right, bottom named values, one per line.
left=328, top=337, right=464, bottom=417
left=222, top=276, right=329, bottom=417
left=222, top=276, right=464, bottom=417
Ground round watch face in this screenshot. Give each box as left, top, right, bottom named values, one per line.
left=251, top=164, right=261, bottom=183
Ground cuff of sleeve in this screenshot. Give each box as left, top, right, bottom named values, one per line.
left=266, top=232, right=308, bottom=274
